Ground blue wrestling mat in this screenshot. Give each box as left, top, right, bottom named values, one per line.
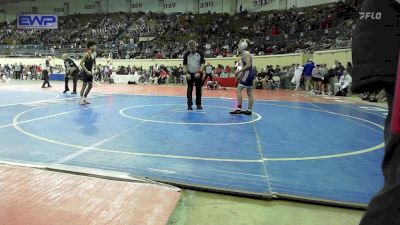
left=0, top=88, right=387, bottom=207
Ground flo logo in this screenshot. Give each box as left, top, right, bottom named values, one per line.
left=359, top=12, right=382, bottom=20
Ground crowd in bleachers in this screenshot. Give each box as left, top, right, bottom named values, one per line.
left=0, top=0, right=357, bottom=59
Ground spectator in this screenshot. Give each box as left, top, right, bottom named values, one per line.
left=292, top=63, right=304, bottom=90
left=321, top=64, right=334, bottom=95
left=204, top=62, right=214, bottom=83
left=254, top=68, right=267, bottom=89
left=303, top=59, right=315, bottom=91
left=266, top=65, right=277, bottom=90
left=158, top=69, right=168, bottom=85
left=346, top=62, right=352, bottom=75
left=312, top=64, right=323, bottom=94
left=334, top=70, right=352, bottom=96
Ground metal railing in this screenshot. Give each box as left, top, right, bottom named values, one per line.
left=252, top=26, right=353, bottom=45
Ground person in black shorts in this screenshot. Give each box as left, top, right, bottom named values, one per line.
left=311, top=64, right=322, bottom=94
left=62, top=53, right=79, bottom=94
left=79, top=41, right=96, bottom=105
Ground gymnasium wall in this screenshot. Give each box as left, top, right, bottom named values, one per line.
left=67, top=0, right=103, bottom=15
left=96, top=53, right=303, bottom=69
left=236, top=0, right=338, bottom=12
left=128, top=0, right=162, bottom=13
left=312, top=49, right=352, bottom=67
left=0, top=49, right=351, bottom=71
left=0, top=0, right=341, bottom=22
left=2, top=3, right=32, bottom=22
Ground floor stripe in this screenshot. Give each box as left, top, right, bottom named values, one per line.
left=253, top=122, right=274, bottom=194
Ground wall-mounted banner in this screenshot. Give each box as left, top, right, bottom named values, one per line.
left=17, top=14, right=58, bottom=29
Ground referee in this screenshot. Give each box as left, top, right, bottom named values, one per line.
left=41, top=56, right=52, bottom=88
left=183, top=40, right=205, bottom=110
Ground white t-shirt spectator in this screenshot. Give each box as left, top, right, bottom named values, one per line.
left=205, top=65, right=213, bottom=74
left=339, top=73, right=352, bottom=89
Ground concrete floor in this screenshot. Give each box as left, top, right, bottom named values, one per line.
left=0, top=164, right=181, bottom=225
left=168, top=190, right=365, bottom=225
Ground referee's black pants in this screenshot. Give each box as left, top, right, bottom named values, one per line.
left=187, top=72, right=202, bottom=107
left=65, top=70, right=79, bottom=92
left=41, top=70, right=50, bottom=87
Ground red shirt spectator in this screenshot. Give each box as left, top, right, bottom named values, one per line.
left=225, top=65, right=231, bottom=74
left=272, top=26, right=280, bottom=36
left=159, top=69, right=167, bottom=79
left=36, top=65, right=42, bottom=73
left=213, top=48, right=220, bottom=56
left=320, top=20, right=331, bottom=29
left=223, top=50, right=229, bottom=57
left=266, top=47, right=273, bottom=54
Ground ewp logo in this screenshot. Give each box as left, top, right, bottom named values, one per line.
left=17, top=14, right=58, bottom=29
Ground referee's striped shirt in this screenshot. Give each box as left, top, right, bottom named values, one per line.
left=183, top=50, right=205, bottom=73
